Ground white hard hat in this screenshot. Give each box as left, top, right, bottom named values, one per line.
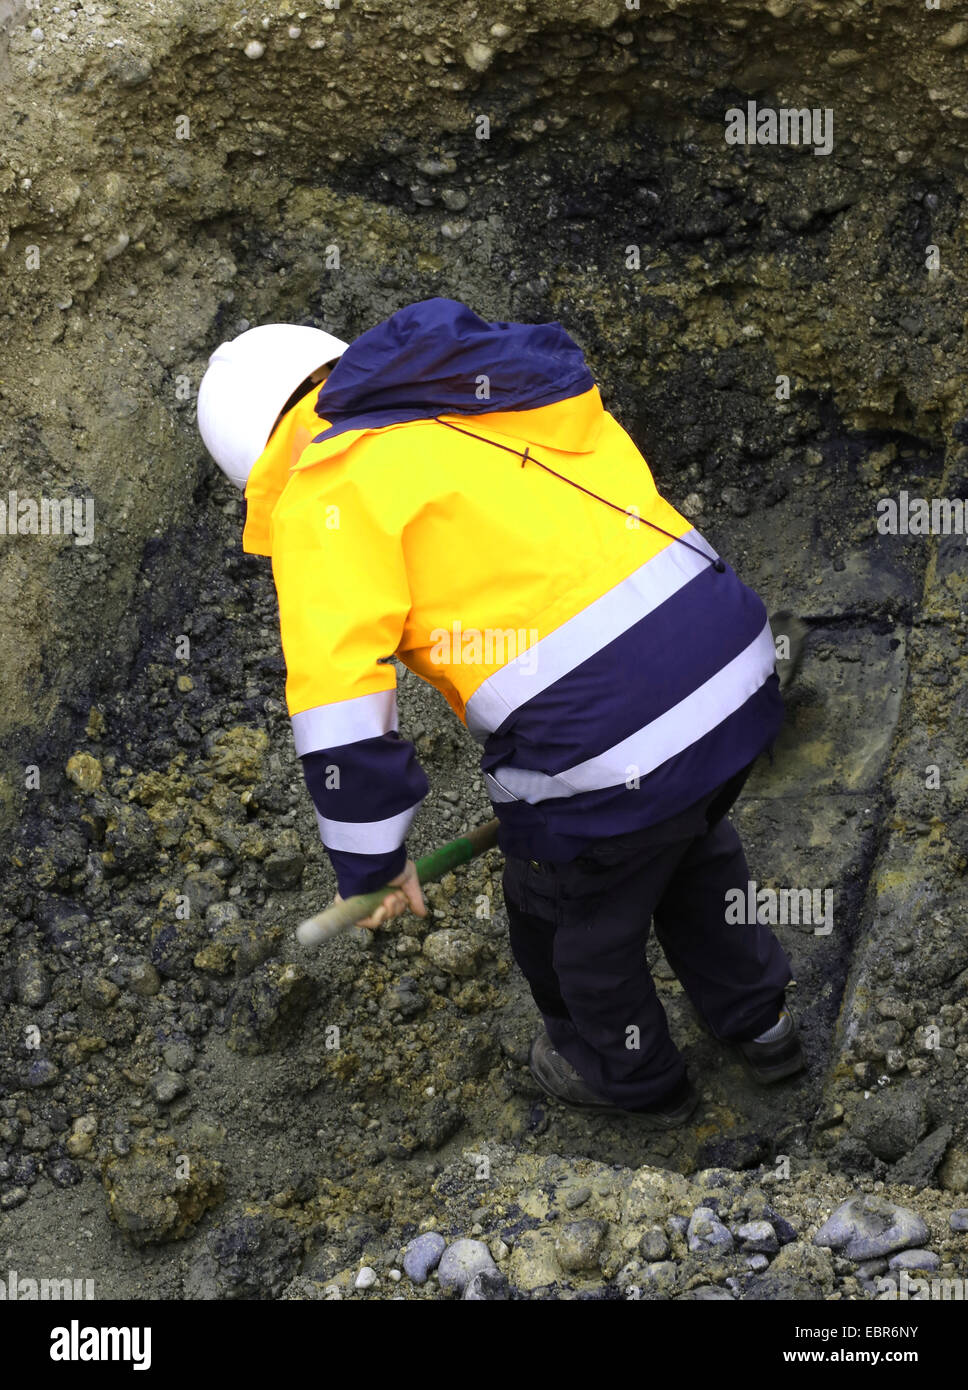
left=197, top=323, right=348, bottom=488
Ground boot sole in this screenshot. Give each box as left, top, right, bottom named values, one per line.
left=732, top=1042, right=807, bottom=1086
left=528, top=1043, right=699, bottom=1127
left=691, top=1006, right=807, bottom=1085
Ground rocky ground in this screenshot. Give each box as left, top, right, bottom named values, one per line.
left=1, top=0, right=968, bottom=1299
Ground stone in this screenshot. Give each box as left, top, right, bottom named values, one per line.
left=638, top=1227, right=669, bottom=1261
left=355, top=1266, right=378, bottom=1289
left=813, top=1196, right=929, bottom=1261
left=949, top=1209, right=968, bottom=1232
left=66, top=1115, right=98, bottom=1158
left=687, top=1206, right=734, bottom=1255
left=853, top=1083, right=929, bottom=1162
left=127, top=959, right=161, bottom=997
left=184, top=1214, right=302, bottom=1299
left=939, top=1144, right=968, bottom=1193
left=887, top=1249, right=940, bottom=1272
left=463, top=1269, right=509, bottom=1300
left=890, top=1125, right=951, bottom=1187
left=102, top=1139, right=223, bottom=1246
left=66, top=752, right=103, bottom=792
left=770, top=1242, right=835, bottom=1294
left=555, top=1219, right=607, bottom=1273
left=437, top=1239, right=496, bottom=1294
left=224, top=962, right=315, bottom=1054
left=736, top=1220, right=779, bottom=1254
left=421, top=929, right=483, bottom=977
left=149, top=1070, right=187, bottom=1105
left=402, top=1231, right=445, bottom=1284
left=13, top=955, right=49, bottom=1007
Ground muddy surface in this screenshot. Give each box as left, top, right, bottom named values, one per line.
left=1, top=0, right=967, bottom=1298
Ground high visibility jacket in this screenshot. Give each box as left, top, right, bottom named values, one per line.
left=242, top=298, right=783, bottom=897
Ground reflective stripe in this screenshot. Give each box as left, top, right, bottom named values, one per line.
left=483, top=621, right=776, bottom=803
left=465, top=530, right=718, bottom=739
left=291, top=689, right=398, bottom=756
left=314, top=802, right=418, bottom=854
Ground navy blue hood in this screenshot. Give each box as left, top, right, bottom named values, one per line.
left=311, top=297, right=595, bottom=442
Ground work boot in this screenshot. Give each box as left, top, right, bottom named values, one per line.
left=529, top=1031, right=699, bottom=1127
left=733, top=1007, right=806, bottom=1084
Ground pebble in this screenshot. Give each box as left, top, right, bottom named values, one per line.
left=421, top=929, right=483, bottom=978
left=463, top=41, right=494, bottom=72
left=950, top=1210, right=968, bottom=1232
left=555, top=1219, right=607, bottom=1273
left=13, top=956, right=49, bottom=1007
left=939, top=21, right=968, bottom=49
left=402, top=1231, right=446, bottom=1284
left=736, top=1220, right=779, bottom=1254
left=24, top=1058, right=58, bottom=1088
left=563, top=1185, right=592, bottom=1210
left=638, top=1227, right=669, bottom=1261
left=149, top=1070, right=187, bottom=1105
left=887, top=1249, right=940, bottom=1272
left=813, top=1196, right=928, bottom=1261
left=437, top=1239, right=496, bottom=1294
left=463, top=1269, right=509, bottom=1300
left=66, top=1115, right=97, bottom=1158
left=687, top=1206, right=734, bottom=1255
left=128, top=959, right=161, bottom=998
left=354, top=1266, right=377, bottom=1289
left=244, top=40, right=265, bottom=60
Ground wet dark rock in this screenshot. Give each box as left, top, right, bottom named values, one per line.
left=736, top=1220, right=778, bottom=1255
left=223, top=962, right=315, bottom=1055
left=386, top=976, right=426, bottom=1018
left=149, top=1070, right=187, bottom=1105
left=264, top=849, right=306, bottom=889
left=463, top=1269, right=510, bottom=1300
left=852, top=1083, right=930, bottom=1162
left=150, top=918, right=207, bottom=980
left=183, top=1213, right=302, bottom=1300
left=23, top=1057, right=59, bottom=1088
left=103, top=802, right=155, bottom=874
left=890, top=1125, right=952, bottom=1187
left=48, top=1157, right=82, bottom=1187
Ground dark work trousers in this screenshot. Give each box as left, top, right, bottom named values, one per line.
left=502, top=762, right=793, bottom=1110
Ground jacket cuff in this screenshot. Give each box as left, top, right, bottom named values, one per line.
left=327, top=843, right=408, bottom=900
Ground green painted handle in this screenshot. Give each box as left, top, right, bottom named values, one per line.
left=295, top=818, right=500, bottom=947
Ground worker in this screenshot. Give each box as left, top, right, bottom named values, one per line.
left=197, top=297, right=804, bottom=1129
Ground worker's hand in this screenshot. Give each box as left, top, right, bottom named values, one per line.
left=336, top=858, right=427, bottom=929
